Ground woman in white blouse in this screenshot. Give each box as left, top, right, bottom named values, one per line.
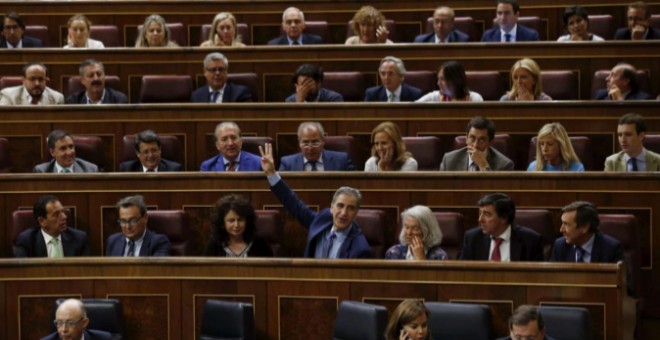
left=63, top=14, right=104, bottom=48
left=364, top=121, right=417, bottom=171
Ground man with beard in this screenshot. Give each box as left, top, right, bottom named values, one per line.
left=66, top=59, right=127, bottom=104
left=191, top=52, right=253, bottom=103
left=0, top=62, right=64, bottom=105
left=285, top=64, right=343, bottom=102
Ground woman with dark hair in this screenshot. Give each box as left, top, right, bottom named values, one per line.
left=204, top=194, right=273, bottom=257
left=385, top=299, right=431, bottom=340
left=416, top=61, right=483, bottom=102
left=557, top=6, right=604, bottom=42
left=364, top=121, right=417, bottom=171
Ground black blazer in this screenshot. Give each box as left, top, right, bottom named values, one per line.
left=413, top=30, right=471, bottom=43
left=65, top=88, right=128, bottom=104
left=119, top=159, right=184, bottom=172
left=459, top=224, right=544, bottom=261
left=548, top=231, right=623, bottom=263
left=190, top=83, right=253, bottom=103
left=105, top=229, right=172, bottom=256
left=594, top=88, right=653, bottom=100
left=0, top=35, right=43, bottom=48
left=267, top=33, right=323, bottom=45
left=14, top=227, right=89, bottom=257
left=364, top=84, right=424, bottom=102
left=614, top=26, right=660, bottom=40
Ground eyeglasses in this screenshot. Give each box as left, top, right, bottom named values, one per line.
left=3, top=24, right=20, bottom=31
left=205, top=67, right=227, bottom=74
left=54, top=318, right=84, bottom=328
left=118, top=217, right=143, bottom=227
left=299, top=140, right=322, bottom=148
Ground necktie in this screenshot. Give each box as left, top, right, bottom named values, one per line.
left=146, top=169, right=155, bottom=172
left=291, top=41, right=300, bottom=45
left=387, top=92, right=396, bottom=102
left=30, top=96, right=40, bottom=105
left=504, top=33, right=512, bottom=42
left=50, top=238, right=63, bottom=258
left=226, top=161, right=236, bottom=172
left=469, top=162, right=478, bottom=172
left=490, top=237, right=503, bottom=261
left=210, top=91, right=220, bottom=103
left=576, top=246, right=585, bottom=263
left=60, top=168, right=70, bottom=173
left=309, top=161, right=318, bottom=171
left=323, top=232, right=337, bottom=258
left=631, top=158, right=639, bottom=172
left=126, top=240, right=135, bottom=257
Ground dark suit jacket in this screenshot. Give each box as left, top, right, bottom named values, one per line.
left=106, top=229, right=172, bottom=256
left=33, top=158, right=99, bottom=173
left=285, top=88, right=343, bottom=102
left=364, top=84, right=424, bottom=102
left=440, top=147, right=515, bottom=171
left=119, top=159, right=184, bottom=172
left=279, top=150, right=355, bottom=171
left=190, top=83, right=253, bottom=103
left=267, top=33, right=323, bottom=45
left=413, top=30, right=471, bottom=43
left=594, top=88, right=653, bottom=100
left=481, top=24, right=539, bottom=42
left=41, top=329, right=113, bottom=340
left=270, top=179, right=372, bottom=258
left=0, top=35, right=43, bottom=48
left=459, top=224, right=544, bottom=261
left=614, top=26, right=660, bottom=40
left=200, top=151, right=262, bottom=171
left=548, top=231, right=624, bottom=263
left=14, top=227, right=90, bottom=257
left=65, top=88, right=128, bottom=104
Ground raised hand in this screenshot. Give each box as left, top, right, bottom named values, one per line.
left=258, top=143, right=276, bottom=175
left=376, top=25, right=390, bottom=43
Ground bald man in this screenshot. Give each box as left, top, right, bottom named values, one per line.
left=41, top=298, right=112, bottom=340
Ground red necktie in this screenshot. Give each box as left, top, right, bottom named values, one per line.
left=490, top=237, right=503, bottom=261
left=226, top=161, right=236, bottom=172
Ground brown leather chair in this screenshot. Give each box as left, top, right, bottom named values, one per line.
left=255, top=210, right=284, bottom=256
left=453, top=134, right=516, bottom=164
left=25, top=25, right=49, bottom=46
left=90, top=25, right=120, bottom=47
left=11, top=209, right=75, bottom=257
left=404, top=71, right=437, bottom=95
left=466, top=71, right=503, bottom=101
left=541, top=71, right=578, bottom=100
left=433, top=212, right=465, bottom=260
left=323, top=72, right=365, bottom=102
left=228, top=73, right=259, bottom=101
left=0, top=138, right=11, bottom=173
left=515, top=209, right=558, bottom=260
left=403, top=136, right=441, bottom=170
left=305, top=21, right=331, bottom=43
left=591, top=69, right=650, bottom=99
left=650, top=14, right=660, bottom=30
left=587, top=15, right=614, bottom=40
left=139, top=75, right=193, bottom=103
left=346, top=20, right=396, bottom=41
left=200, top=23, right=250, bottom=45
left=138, top=22, right=186, bottom=46
left=324, top=136, right=361, bottom=170
left=0, top=76, right=22, bottom=89
left=643, top=134, right=660, bottom=154
left=527, top=136, right=593, bottom=170
left=599, top=214, right=640, bottom=297
left=121, top=134, right=184, bottom=165
left=355, top=209, right=387, bottom=258
left=241, top=136, right=273, bottom=157
left=66, top=76, right=121, bottom=97
left=147, top=210, right=194, bottom=256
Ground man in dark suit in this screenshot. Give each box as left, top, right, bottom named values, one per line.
left=1, top=12, right=43, bottom=48
left=285, top=64, right=343, bottom=102
left=279, top=122, right=355, bottom=171
left=614, top=1, right=660, bottom=40
left=498, top=305, right=557, bottom=340
left=201, top=121, right=262, bottom=171
left=33, top=130, right=98, bottom=173
left=191, top=52, right=253, bottom=103
left=459, top=193, right=543, bottom=261
left=261, top=143, right=371, bottom=258
left=14, top=195, right=89, bottom=257
left=268, top=7, right=323, bottom=45
left=41, top=298, right=113, bottom=340
left=440, top=116, right=514, bottom=171
left=106, top=195, right=171, bottom=256
left=594, top=63, right=653, bottom=100
left=66, top=59, right=127, bottom=104
left=414, top=6, right=471, bottom=43
left=119, top=130, right=183, bottom=172
left=364, top=56, right=423, bottom=102
left=480, top=0, right=539, bottom=42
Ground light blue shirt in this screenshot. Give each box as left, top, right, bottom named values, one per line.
left=527, top=160, right=585, bottom=171
left=286, top=37, right=303, bottom=45
left=577, top=234, right=595, bottom=263
left=501, top=24, right=518, bottom=42
left=313, top=225, right=351, bottom=259
left=625, top=148, right=647, bottom=172
left=124, top=229, right=147, bottom=257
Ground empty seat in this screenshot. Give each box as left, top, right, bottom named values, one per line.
left=10, top=210, right=36, bottom=256
left=304, top=21, right=331, bottom=43
left=323, top=136, right=360, bottom=170
left=403, top=71, right=437, bottom=95
left=453, top=134, right=516, bottom=164
left=425, top=302, right=493, bottom=339
left=200, top=299, right=255, bottom=340
left=241, top=136, right=273, bottom=157
left=139, top=75, right=193, bottom=103
left=650, top=14, right=660, bottom=30
left=591, top=69, right=650, bottom=99
left=466, top=71, right=503, bottom=101
left=66, top=76, right=121, bottom=97
left=53, top=299, right=125, bottom=338
left=527, top=136, right=593, bottom=170
left=200, top=22, right=250, bottom=45
left=255, top=210, right=285, bottom=256
left=0, top=138, right=11, bottom=173
left=0, top=76, right=22, bottom=89
left=643, top=134, right=660, bottom=154
left=346, top=20, right=396, bottom=41
left=519, top=16, right=542, bottom=39
left=541, top=71, right=578, bottom=100
left=403, top=136, right=441, bottom=170
left=587, top=15, right=614, bottom=40
left=25, top=25, right=49, bottom=46
left=121, top=134, right=184, bottom=166
left=147, top=210, right=194, bottom=256
left=323, top=72, right=365, bottom=102
left=90, top=25, right=120, bottom=47
left=425, top=16, right=478, bottom=41
left=333, top=301, right=387, bottom=340
left=433, top=212, right=465, bottom=259
left=539, top=306, right=592, bottom=340
left=355, top=209, right=386, bottom=258
left=228, top=73, right=259, bottom=101
left=515, top=209, right=557, bottom=260
left=137, top=22, right=186, bottom=46
left=599, top=214, right=640, bottom=297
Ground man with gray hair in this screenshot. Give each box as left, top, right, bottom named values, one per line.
left=260, top=143, right=371, bottom=258
left=414, top=6, right=471, bottom=43
left=279, top=122, right=355, bottom=171
left=191, top=52, right=253, bottom=103
left=200, top=121, right=262, bottom=171
left=364, top=56, right=423, bottom=102
left=106, top=195, right=171, bottom=256
left=66, top=59, right=127, bottom=104
left=41, top=298, right=112, bottom=340
left=268, top=7, right=323, bottom=45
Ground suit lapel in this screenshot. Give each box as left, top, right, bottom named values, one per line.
left=478, top=232, right=491, bottom=260
left=61, top=230, right=73, bottom=256
left=72, top=161, right=83, bottom=173
left=35, top=230, right=49, bottom=257
left=295, top=154, right=305, bottom=171
left=322, top=152, right=333, bottom=170
left=509, top=226, right=521, bottom=261
left=590, top=232, right=602, bottom=262
left=139, top=230, right=151, bottom=256
left=458, top=150, right=470, bottom=170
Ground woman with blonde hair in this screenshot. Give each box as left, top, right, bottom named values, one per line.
left=385, top=299, right=431, bottom=340
left=135, top=14, right=179, bottom=48
left=64, top=14, right=104, bottom=48
left=528, top=122, right=584, bottom=171
left=385, top=205, right=447, bottom=260
left=201, top=12, right=245, bottom=47
left=345, top=6, right=393, bottom=45
left=500, top=58, right=552, bottom=101
left=364, top=121, right=417, bottom=171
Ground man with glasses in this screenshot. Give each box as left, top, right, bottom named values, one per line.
left=106, top=195, right=171, bottom=256
left=191, top=52, right=253, bottom=103
left=14, top=195, right=89, bottom=257
left=1, top=12, right=43, bottom=48
left=200, top=121, right=262, bottom=172
left=0, top=61, right=64, bottom=105
left=119, top=130, right=183, bottom=172
left=501, top=305, right=556, bottom=340
left=279, top=122, right=355, bottom=171
left=42, top=298, right=112, bottom=340
left=614, top=1, right=660, bottom=40
left=440, top=116, right=514, bottom=171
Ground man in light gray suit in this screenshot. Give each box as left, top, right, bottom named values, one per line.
left=33, top=130, right=98, bottom=173
left=440, top=116, right=514, bottom=171
left=0, top=61, right=64, bottom=105
left=605, top=113, right=660, bottom=171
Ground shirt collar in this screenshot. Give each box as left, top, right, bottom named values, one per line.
left=386, top=86, right=402, bottom=99
left=287, top=36, right=303, bottom=45
left=303, top=153, right=324, bottom=165
left=142, top=164, right=158, bottom=172
left=7, top=39, right=22, bottom=48
left=41, top=229, right=61, bottom=244
left=579, top=233, right=596, bottom=255
left=125, top=228, right=147, bottom=244
left=223, top=152, right=241, bottom=165
left=434, top=33, right=450, bottom=43
left=330, top=224, right=352, bottom=241
left=54, top=162, right=74, bottom=173
left=502, top=24, right=518, bottom=40
left=22, top=86, right=42, bottom=105
left=624, top=148, right=646, bottom=161
left=85, top=89, right=106, bottom=104
left=208, top=83, right=226, bottom=94
left=495, top=225, right=512, bottom=242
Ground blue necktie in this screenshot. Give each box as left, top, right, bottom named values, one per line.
left=631, top=158, right=639, bottom=172
left=576, top=246, right=585, bottom=262
left=309, top=161, right=318, bottom=171
left=210, top=91, right=220, bottom=103
left=323, top=232, right=337, bottom=258
left=126, top=240, right=135, bottom=257
left=504, top=33, right=512, bottom=42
